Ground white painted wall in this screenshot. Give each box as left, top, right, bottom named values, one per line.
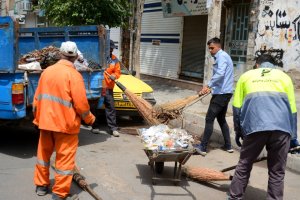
left=255, top=0, right=300, bottom=71
left=109, top=27, right=121, bottom=58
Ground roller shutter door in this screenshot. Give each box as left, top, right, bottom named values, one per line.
left=140, top=0, right=182, bottom=79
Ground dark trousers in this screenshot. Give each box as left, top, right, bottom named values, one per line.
left=104, top=89, right=118, bottom=131
left=229, top=131, right=290, bottom=200
left=201, top=94, right=232, bottom=149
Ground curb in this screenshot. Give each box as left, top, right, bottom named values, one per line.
left=171, top=110, right=300, bottom=174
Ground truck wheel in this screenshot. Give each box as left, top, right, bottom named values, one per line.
left=155, top=162, right=164, bottom=174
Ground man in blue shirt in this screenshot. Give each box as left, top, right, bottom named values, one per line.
left=195, top=37, right=234, bottom=156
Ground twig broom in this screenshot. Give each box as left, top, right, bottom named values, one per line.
left=182, top=157, right=267, bottom=182
left=105, top=71, right=160, bottom=125
left=105, top=71, right=209, bottom=125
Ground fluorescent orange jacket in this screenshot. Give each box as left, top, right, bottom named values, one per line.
left=104, top=54, right=121, bottom=89
left=33, top=59, right=95, bottom=134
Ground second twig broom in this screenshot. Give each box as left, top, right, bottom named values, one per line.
left=183, top=166, right=232, bottom=181
left=182, top=157, right=267, bottom=182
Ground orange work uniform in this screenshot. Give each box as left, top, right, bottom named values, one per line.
left=33, top=59, right=95, bottom=198
left=103, top=54, right=121, bottom=89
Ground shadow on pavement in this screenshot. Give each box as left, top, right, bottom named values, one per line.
left=0, top=125, right=111, bottom=159
left=78, top=128, right=111, bottom=146
left=0, top=125, right=39, bottom=159
left=191, top=180, right=267, bottom=200
left=136, top=164, right=197, bottom=200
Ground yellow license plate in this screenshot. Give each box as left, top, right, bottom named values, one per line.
left=115, top=101, right=135, bottom=108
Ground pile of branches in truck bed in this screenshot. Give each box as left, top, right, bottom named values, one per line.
left=18, top=45, right=102, bottom=70
left=19, top=46, right=61, bottom=69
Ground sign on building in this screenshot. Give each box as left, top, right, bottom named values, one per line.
left=161, top=0, right=208, bottom=17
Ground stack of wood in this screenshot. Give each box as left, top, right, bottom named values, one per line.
left=19, top=46, right=61, bottom=69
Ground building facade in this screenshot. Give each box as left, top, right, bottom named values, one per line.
left=140, top=0, right=300, bottom=88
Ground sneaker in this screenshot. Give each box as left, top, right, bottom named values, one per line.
left=194, top=144, right=207, bottom=156
left=226, top=148, right=234, bottom=153
left=112, top=130, right=120, bottom=137
left=91, top=128, right=101, bottom=134
left=289, top=146, right=300, bottom=154
left=52, top=193, right=79, bottom=200
left=290, top=139, right=300, bottom=149
left=35, top=186, right=48, bottom=196
left=222, top=146, right=234, bottom=153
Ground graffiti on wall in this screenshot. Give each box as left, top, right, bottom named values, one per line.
left=260, top=0, right=274, bottom=6
left=255, top=0, right=300, bottom=70
left=255, top=48, right=284, bottom=67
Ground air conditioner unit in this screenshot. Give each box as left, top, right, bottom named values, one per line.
left=21, top=0, right=32, bottom=12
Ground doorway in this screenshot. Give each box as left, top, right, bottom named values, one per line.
left=180, top=15, right=208, bottom=81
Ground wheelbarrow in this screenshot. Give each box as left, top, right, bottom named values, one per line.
left=144, top=148, right=194, bottom=185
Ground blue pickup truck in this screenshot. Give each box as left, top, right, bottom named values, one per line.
left=0, top=16, right=108, bottom=126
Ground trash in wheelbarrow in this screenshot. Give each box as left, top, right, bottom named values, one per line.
left=138, top=124, right=195, bottom=185
left=138, top=124, right=195, bottom=151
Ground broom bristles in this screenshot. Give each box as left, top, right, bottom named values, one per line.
left=183, top=166, right=231, bottom=181
left=156, top=95, right=201, bottom=111
left=124, top=89, right=160, bottom=125
left=116, top=80, right=207, bottom=125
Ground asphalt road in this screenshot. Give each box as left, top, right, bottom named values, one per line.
left=1, top=118, right=300, bottom=200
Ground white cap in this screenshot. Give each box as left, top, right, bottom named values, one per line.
left=77, top=50, right=83, bottom=60
left=60, top=41, right=78, bottom=57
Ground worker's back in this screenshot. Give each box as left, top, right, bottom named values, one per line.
left=33, top=59, right=90, bottom=134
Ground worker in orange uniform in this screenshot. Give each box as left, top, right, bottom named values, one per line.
left=91, top=40, right=121, bottom=137
left=33, top=41, right=95, bottom=200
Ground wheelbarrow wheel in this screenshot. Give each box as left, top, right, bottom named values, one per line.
left=155, top=162, right=164, bottom=174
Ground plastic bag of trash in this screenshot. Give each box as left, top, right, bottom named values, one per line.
left=18, top=61, right=42, bottom=71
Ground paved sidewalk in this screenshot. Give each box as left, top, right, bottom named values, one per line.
left=145, top=78, right=300, bottom=173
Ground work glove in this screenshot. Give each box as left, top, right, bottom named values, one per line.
left=235, top=133, right=244, bottom=147
left=105, top=71, right=116, bottom=81
left=109, top=73, right=116, bottom=81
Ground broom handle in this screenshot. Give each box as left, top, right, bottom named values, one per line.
left=182, top=92, right=211, bottom=111
left=220, top=156, right=267, bottom=172
left=104, top=71, right=127, bottom=92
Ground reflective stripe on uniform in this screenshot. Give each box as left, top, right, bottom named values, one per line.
left=233, top=68, right=297, bottom=137
left=53, top=168, right=73, bottom=176
left=81, top=110, right=90, bottom=119
left=36, top=159, right=50, bottom=167
left=37, top=94, right=73, bottom=108
left=236, top=91, right=294, bottom=135
left=37, top=93, right=91, bottom=121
